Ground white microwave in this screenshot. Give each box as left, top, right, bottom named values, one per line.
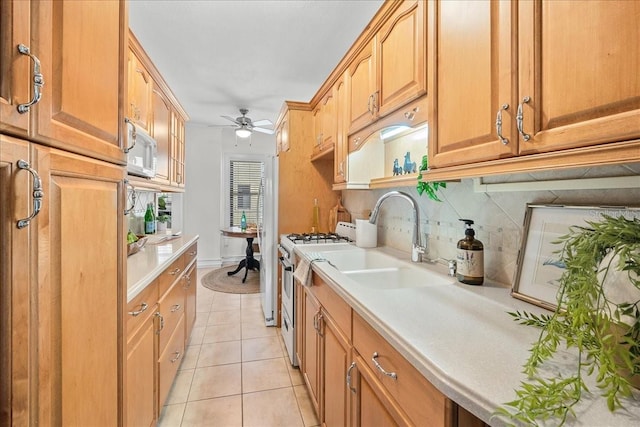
left=125, top=119, right=157, bottom=178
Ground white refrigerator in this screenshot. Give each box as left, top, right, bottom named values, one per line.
left=257, top=155, right=278, bottom=326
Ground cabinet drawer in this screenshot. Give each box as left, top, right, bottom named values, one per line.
left=158, top=281, right=185, bottom=353
left=158, top=256, right=183, bottom=297
left=127, top=280, right=158, bottom=338
left=310, top=274, right=352, bottom=338
left=182, top=242, right=198, bottom=269
left=353, top=312, right=448, bottom=426
left=158, top=314, right=185, bottom=409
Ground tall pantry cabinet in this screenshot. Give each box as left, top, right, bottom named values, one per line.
left=0, top=0, right=127, bottom=425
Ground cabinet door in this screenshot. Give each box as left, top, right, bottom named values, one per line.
left=347, top=40, right=377, bottom=135
left=334, top=77, right=348, bottom=183
left=518, top=1, right=640, bottom=154
left=295, top=280, right=304, bottom=366
left=321, top=310, right=351, bottom=427
left=34, top=145, right=124, bottom=425
left=312, top=105, right=323, bottom=152
left=31, top=0, right=125, bottom=164
left=352, top=354, right=409, bottom=427
left=170, top=111, right=186, bottom=187
left=428, top=0, right=517, bottom=168
left=376, top=0, right=427, bottom=118
left=0, top=135, right=33, bottom=425
left=321, top=90, right=336, bottom=149
left=183, top=261, right=198, bottom=343
left=126, top=314, right=157, bottom=427
left=302, top=288, right=321, bottom=415
left=128, top=50, right=153, bottom=134
left=152, top=88, right=171, bottom=183
left=0, top=0, right=31, bottom=137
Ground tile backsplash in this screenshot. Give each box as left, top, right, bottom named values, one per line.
left=342, top=163, right=640, bottom=287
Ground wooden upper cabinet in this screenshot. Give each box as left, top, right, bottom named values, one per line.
left=376, top=0, right=427, bottom=118
left=170, top=111, right=186, bottom=188
left=321, top=90, right=336, bottom=149
left=428, top=0, right=517, bottom=168
left=128, top=50, right=153, bottom=134
left=347, top=39, right=377, bottom=135
left=152, top=88, right=171, bottom=183
left=276, top=111, right=290, bottom=154
left=31, top=0, right=125, bottom=164
left=334, top=77, right=348, bottom=184
left=517, top=0, right=640, bottom=155
left=0, top=0, right=31, bottom=137
left=312, top=105, right=323, bottom=151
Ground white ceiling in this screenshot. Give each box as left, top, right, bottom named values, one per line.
left=128, top=0, right=384, bottom=129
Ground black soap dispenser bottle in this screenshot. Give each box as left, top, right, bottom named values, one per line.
left=456, top=219, right=484, bottom=285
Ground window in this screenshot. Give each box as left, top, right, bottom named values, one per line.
left=229, top=160, right=264, bottom=228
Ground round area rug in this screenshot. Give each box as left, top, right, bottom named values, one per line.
left=201, top=265, right=260, bottom=294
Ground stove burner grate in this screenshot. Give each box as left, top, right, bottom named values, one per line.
left=286, top=232, right=351, bottom=244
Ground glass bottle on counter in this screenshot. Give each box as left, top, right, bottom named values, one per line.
left=144, top=203, right=156, bottom=234
left=240, top=211, right=247, bottom=232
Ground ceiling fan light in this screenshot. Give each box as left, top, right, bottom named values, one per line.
left=235, top=127, right=252, bottom=138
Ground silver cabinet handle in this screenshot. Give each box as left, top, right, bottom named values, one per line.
left=346, top=362, right=357, bottom=393
left=404, top=107, right=419, bottom=121
left=352, top=137, right=361, bottom=147
left=128, top=302, right=148, bottom=317
left=516, top=96, right=531, bottom=142
left=372, top=352, right=397, bottom=380
left=168, top=268, right=181, bottom=276
left=495, top=103, right=509, bottom=145
left=183, top=274, right=191, bottom=289
left=16, top=159, right=44, bottom=229
left=155, top=312, right=164, bottom=334
left=124, top=117, right=136, bottom=153
left=17, top=44, right=44, bottom=114
left=189, top=251, right=197, bottom=256
left=366, top=94, right=373, bottom=114
left=124, top=179, right=136, bottom=215
left=371, top=91, right=379, bottom=113
left=170, top=351, right=181, bottom=363
left=317, top=312, right=324, bottom=337
left=170, top=304, right=181, bottom=313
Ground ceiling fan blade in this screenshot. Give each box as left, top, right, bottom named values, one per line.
left=207, top=124, right=236, bottom=128
left=252, top=119, right=273, bottom=127
left=221, top=115, right=240, bottom=125
left=253, top=126, right=275, bottom=135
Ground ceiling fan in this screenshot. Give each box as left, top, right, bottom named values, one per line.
left=220, top=108, right=274, bottom=138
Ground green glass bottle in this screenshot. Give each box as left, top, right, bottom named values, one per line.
left=144, top=203, right=155, bottom=234
left=240, top=211, right=247, bottom=232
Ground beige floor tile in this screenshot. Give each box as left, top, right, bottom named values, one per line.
left=196, top=300, right=213, bottom=313
left=242, top=336, right=283, bottom=362
left=241, top=322, right=277, bottom=339
left=189, top=364, right=242, bottom=401
left=181, top=395, right=242, bottom=427
left=241, top=295, right=262, bottom=309
left=157, top=403, right=185, bottom=427
left=212, top=295, right=241, bottom=311
left=202, top=323, right=241, bottom=344
left=188, top=326, right=205, bottom=346
left=242, top=388, right=304, bottom=427
left=213, top=291, right=242, bottom=303
left=287, top=361, right=305, bottom=387
left=293, top=384, right=320, bottom=427
left=165, top=369, right=194, bottom=405
left=192, top=312, right=208, bottom=328
left=197, top=341, right=241, bottom=367
left=241, top=307, right=265, bottom=324
left=180, top=345, right=201, bottom=371
left=208, top=309, right=241, bottom=326
left=242, top=357, right=292, bottom=393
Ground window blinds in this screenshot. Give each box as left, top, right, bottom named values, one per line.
left=229, top=160, right=264, bottom=228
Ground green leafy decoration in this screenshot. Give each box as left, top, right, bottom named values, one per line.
left=495, top=215, right=640, bottom=426
left=416, top=155, right=446, bottom=201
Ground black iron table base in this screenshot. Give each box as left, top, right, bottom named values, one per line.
left=227, top=237, right=260, bottom=283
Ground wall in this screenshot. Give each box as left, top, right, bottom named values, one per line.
left=184, top=124, right=276, bottom=267
left=342, top=163, right=640, bottom=287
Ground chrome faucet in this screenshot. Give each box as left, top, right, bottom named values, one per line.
left=369, top=190, right=425, bottom=262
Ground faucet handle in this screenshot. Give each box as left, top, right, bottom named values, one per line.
left=411, top=244, right=426, bottom=262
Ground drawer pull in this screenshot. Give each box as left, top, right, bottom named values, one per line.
left=170, top=304, right=181, bottom=313
left=372, top=352, right=397, bottom=380
left=346, top=362, right=357, bottom=393
left=168, top=268, right=181, bottom=276
left=189, top=251, right=197, bottom=256
left=128, top=302, right=148, bottom=317
left=170, top=351, right=181, bottom=363
left=516, top=96, right=531, bottom=142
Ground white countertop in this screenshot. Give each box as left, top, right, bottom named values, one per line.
left=294, top=244, right=640, bottom=426
left=127, top=234, right=199, bottom=302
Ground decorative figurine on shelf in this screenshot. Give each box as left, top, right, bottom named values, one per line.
left=403, top=152, right=417, bottom=174
left=392, top=158, right=402, bottom=176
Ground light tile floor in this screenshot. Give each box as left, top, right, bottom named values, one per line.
left=158, top=267, right=319, bottom=427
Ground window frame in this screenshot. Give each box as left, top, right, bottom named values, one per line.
left=221, top=153, right=267, bottom=229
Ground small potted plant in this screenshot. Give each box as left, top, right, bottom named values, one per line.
left=156, top=214, right=170, bottom=233
left=496, top=215, right=640, bottom=425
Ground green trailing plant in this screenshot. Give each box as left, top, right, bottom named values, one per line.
left=495, top=215, right=640, bottom=426
left=416, top=155, right=446, bottom=201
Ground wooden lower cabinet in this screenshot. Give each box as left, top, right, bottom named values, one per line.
left=126, top=307, right=157, bottom=427
left=296, top=271, right=488, bottom=427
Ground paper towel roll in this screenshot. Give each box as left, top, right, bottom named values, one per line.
left=356, top=219, right=377, bottom=248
